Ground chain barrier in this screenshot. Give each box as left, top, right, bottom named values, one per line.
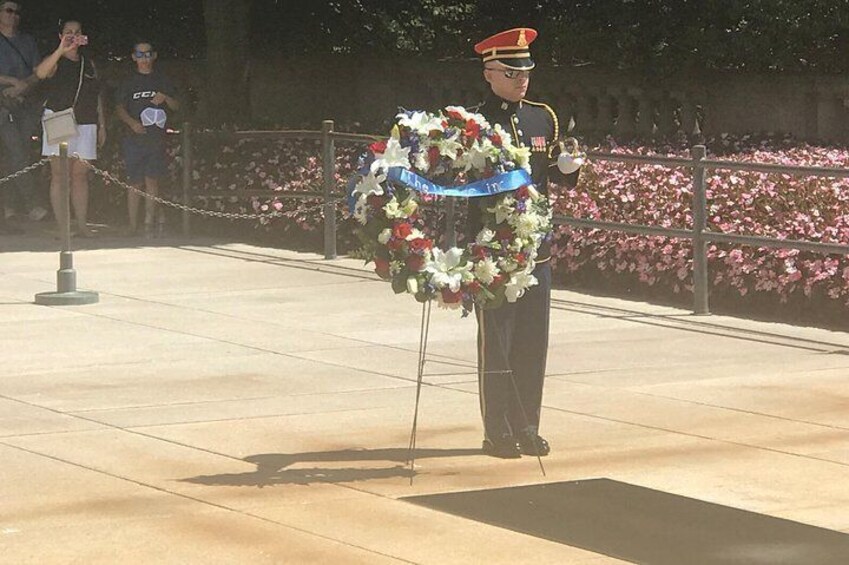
left=0, top=158, right=50, bottom=187
left=80, top=158, right=346, bottom=221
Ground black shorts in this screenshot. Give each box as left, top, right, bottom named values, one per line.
left=122, top=135, right=168, bottom=183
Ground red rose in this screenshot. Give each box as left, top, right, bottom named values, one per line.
left=464, top=119, right=481, bottom=140
left=374, top=258, right=391, bottom=279
left=441, top=287, right=463, bottom=303
left=428, top=146, right=441, bottom=169
left=446, top=110, right=464, bottom=122
left=516, top=185, right=530, bottom=200
left=369, top=140, right=388, bottom=155
left=467, top=281, right=482, bottom=293
left=472, top=245, right=488, bottom=259
left=491, top=133, right=503, bottom=147
left=489, top=274, right=506, bottom=289
left=409, top=238, right=433, bottom=253
left=387, top=238, right=405, bottom=252
left=406, top=255, right=425, bottom=272
left=496, top=225, right=514, bottom=240
left=393, top=222, right=413, bottom=240
left=516, top=252, right=528, bottom=266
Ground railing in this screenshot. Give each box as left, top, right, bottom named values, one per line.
left=180, top=120, right=379, bottom=260
left=179, top=122, right=849, bottom=315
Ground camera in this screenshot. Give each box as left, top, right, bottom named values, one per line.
left=74, top=35, right=89, bottom=46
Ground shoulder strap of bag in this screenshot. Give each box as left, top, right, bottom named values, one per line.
left=0, top=33, right=33, bottom=73
left=72, top=56, right=85, bottom=108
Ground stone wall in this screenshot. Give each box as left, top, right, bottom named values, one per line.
left=103, top=56, right=849, bottom=142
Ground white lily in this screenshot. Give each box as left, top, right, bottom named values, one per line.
left=371, top=137, right=411, bottom=172
left=506, top=144, right=532, bottom=172
left=405, top=228, right=425, bottom=241
left=499, top=257, right=519, bottom=273
left=353, top=199, right=368, bottom=224
left=406, top=277, right=419, bottom=295
left=354, top=170, right=387, bottom=197
left=384, top=198, right=402, bottom=218
left=401, top=197, right=418, bottom=217
left=397, top=111, right=444, bottom=135
left=413, top=149, right=430, bottom=172
left=426, top=247, right=471, bottom=292
left=475, top=228, right=495, bottom=245
left=489, top=197, right=515, bottom=224
left=436, top=136, right=464, bottom=160
left=378, top=228, right=392, bottom=244
left=505, top=271, right=538, bottom=303
left=466, top=140, right=491, bottom=171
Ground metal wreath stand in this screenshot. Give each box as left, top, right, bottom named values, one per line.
left=405, top=195, right=547, bottom=485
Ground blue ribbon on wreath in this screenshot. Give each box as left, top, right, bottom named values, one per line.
left=347, top=167, right=532, bottom=213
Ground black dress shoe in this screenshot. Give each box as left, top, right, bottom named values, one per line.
left=518, top=433, right=550, bottom=456
left=482, top=436, right=521, bottom=459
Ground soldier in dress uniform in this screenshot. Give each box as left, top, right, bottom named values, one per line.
left=471, top=27, right=581, bottom=458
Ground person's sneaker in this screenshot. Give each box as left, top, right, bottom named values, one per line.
left=28, top=206, right=48, bottom=222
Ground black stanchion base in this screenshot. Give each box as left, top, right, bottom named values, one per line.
left=34, top=291, right=99, bottom=306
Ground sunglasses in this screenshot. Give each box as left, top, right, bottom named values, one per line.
left=2, top=7, right=21, bottom=15
left=485, top=67, right=531, bottom=80
left=134, top=50, right=155, bottom=59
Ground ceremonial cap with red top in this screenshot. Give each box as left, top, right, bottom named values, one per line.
left=474, top=27, right=538, bottom=70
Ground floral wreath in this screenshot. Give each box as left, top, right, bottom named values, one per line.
left=351, top=106, right=552, bottom=314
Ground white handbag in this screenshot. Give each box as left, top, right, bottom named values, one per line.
left=42, top=57, right=85, bottom=146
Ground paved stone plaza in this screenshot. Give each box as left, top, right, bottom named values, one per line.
left=2, top=234, right=849, bottom=563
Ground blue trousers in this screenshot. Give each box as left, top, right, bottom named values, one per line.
left=477, top=261, right=551, bottom=441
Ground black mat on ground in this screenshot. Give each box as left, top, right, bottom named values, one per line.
left=403, top=478, right=849, bottom=564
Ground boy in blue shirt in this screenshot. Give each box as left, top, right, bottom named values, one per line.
left=115, top=40, right=179, bottom=236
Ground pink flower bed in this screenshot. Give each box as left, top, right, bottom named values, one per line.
left=551, top=136, right=849, bottom=308
left=97, top=133, right=849, bottom=312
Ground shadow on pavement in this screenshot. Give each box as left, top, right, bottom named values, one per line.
left=404, top=478, right=849, bottom=565
left=181, top=447, right=482, bottom=487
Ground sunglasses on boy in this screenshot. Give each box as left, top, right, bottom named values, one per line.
left=134, top=50, right=155, bottom=59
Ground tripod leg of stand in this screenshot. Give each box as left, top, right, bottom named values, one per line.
left=480, top=308, right=546, bottom=477
left=407, top=300, right=432, bottom=485
left=508, top=370, right=546, bottom=477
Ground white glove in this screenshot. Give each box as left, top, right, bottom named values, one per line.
left=557, top=151, right=584, bottom=175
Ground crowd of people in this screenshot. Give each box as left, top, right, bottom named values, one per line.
left=0, top=1, right=179, bottom=237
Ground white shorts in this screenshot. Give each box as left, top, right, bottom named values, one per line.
left=41, top=110, right=98, bottom=161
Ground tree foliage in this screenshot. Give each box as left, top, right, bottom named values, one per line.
left=15, top=1, right=849, bottom=73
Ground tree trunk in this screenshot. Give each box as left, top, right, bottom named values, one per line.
left=202, top=0, right=251, bottom=125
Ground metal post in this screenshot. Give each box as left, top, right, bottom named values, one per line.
left=322, top=119, right=337, bottom=260
left=181, top=123, right=193, bottom=236
left=691, top=144, right=710, bottom=315
left=445, top=197, right=457, bottom=249
left=34, top=143, right=98, bottom=306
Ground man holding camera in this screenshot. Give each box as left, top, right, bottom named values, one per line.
left=0, top=0, right=44, bottom=233
left=115, top=40, right=179, bottom=237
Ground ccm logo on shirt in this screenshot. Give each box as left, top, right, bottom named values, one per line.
left=132, top=91, right=158, bottom=100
